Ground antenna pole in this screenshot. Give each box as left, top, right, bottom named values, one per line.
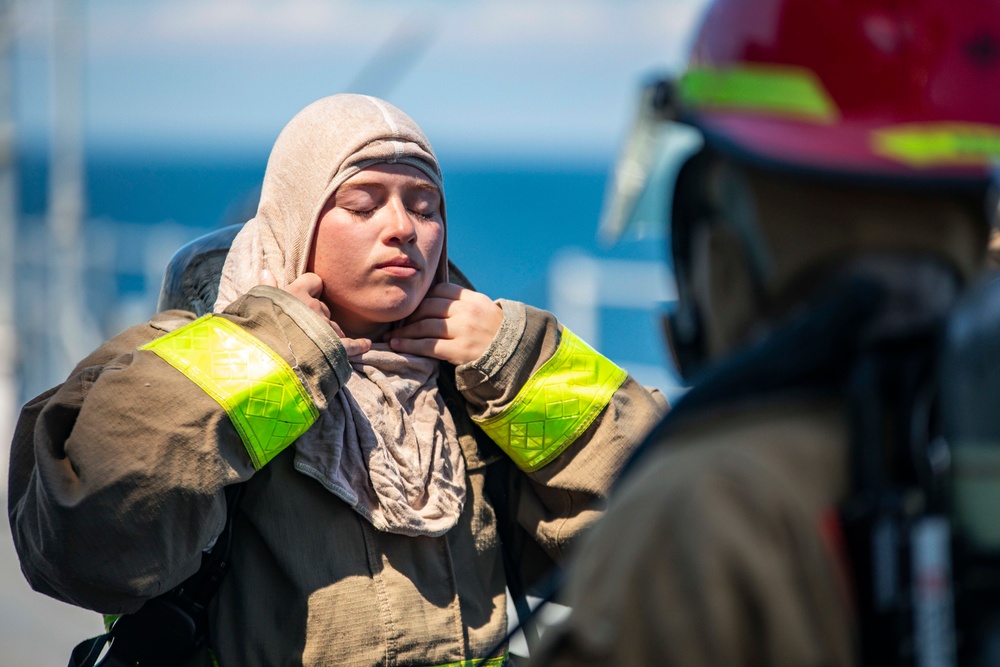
left=47, top=0, right=92, bottom=382
left=0, top=0, right=17, bottom=465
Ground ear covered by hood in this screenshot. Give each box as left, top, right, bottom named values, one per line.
left=214, top=94, right=447, bottom=313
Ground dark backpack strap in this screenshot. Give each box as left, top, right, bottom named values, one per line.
left=68, top=633, right=112, bottom=667
left=483, top=456, right=542, bottom=652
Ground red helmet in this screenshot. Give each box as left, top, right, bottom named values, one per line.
left=679, top=0, right=1000, bottom=182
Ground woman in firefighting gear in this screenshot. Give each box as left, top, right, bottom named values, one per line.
left=529, top=0, right=1000, bottom=665
left=7, top=93, right=666, bottom=666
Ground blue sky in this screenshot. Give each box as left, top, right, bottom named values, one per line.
left=14, top=0, right=709, bottom=161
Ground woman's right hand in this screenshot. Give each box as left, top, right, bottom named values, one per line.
left=259, top=270, right=371, bottom=357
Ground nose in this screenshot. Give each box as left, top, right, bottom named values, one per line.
left=381, top=196, right=417, bottom=244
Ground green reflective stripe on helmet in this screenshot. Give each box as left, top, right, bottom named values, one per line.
left=141, top=315, right=319, bottom=469
left=680, top=64, right=838, bottom=123
left=872, top=122, right=1000, bottom=167
left=474, top=328, right=627, bottom=472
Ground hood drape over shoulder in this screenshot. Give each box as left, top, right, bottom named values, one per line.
left=215, top=93, right=448, bottom=311
left=214, top=94, right=464, bottom=537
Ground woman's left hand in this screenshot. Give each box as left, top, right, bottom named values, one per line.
left=388, top=283, right=503, bottom=365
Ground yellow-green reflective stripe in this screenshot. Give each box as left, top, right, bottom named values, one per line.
left=435, top=658, right=508, bottom=667
left=872, top=122, right=1000, bottom=167
left=475, top=328, right=627, bottom=472
left=103, top=613, right=119, bottom=632
left=140, top=315, right=318, bottom=469
left=679, top=64, right=839, bottom=123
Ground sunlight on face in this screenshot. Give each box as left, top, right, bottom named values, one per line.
left=307, top=163, right=444, bottom=340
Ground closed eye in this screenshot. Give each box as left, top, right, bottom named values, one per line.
left=344, top=207, right=376, bottom=218
left=409, top=208, right=438, bottom=220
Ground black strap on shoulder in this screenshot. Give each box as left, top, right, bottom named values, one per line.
left=68, top=483, right=245, bottom=667
left=68, top=633, right=113, bottom=667
left=483, top=455, right=542, bottom=653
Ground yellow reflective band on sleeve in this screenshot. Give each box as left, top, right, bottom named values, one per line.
left=679, top=64, right=839, bottom=123
left=433, top=658, right=507, bottom=667
left=871, top=122, right=1000, bottom=167
left=474, top=328, right=628, bottom=473
left=140, top=315, right=319, bottom=470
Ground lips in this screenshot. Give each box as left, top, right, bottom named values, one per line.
left=374, top=256, right=421, bottom=277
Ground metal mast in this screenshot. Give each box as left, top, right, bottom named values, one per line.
left=47, top=0, right=93, bottom=383
left=0, top=0, right=17, bottom=457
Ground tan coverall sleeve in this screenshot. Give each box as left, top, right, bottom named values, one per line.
left=7, top=286, right=350, bottom=614
left=455, top=300, right=668, bottom=563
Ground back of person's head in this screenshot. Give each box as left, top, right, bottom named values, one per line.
left=640, top=0, right=1000, bottom=378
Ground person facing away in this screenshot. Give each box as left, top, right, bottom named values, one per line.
left=528, top=0, right=1000, bottom=665
left=6, top=93, right=666, bottom=666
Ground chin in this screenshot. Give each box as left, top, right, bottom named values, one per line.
left=367, top=301, right=421, bottom=325
left=383, top=287, right=426, bottom=315
left=351, top=285, right=428, bottom=329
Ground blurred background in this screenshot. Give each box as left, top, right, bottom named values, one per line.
left=0, top=0, right=707, bottom=663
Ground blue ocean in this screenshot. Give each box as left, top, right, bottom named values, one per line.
left=14, top=148, right=682, bottom=400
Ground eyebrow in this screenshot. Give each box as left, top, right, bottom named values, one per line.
left=338, top=181, right=441, bottom=196
left=408, top=182, right=442, bottom=196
